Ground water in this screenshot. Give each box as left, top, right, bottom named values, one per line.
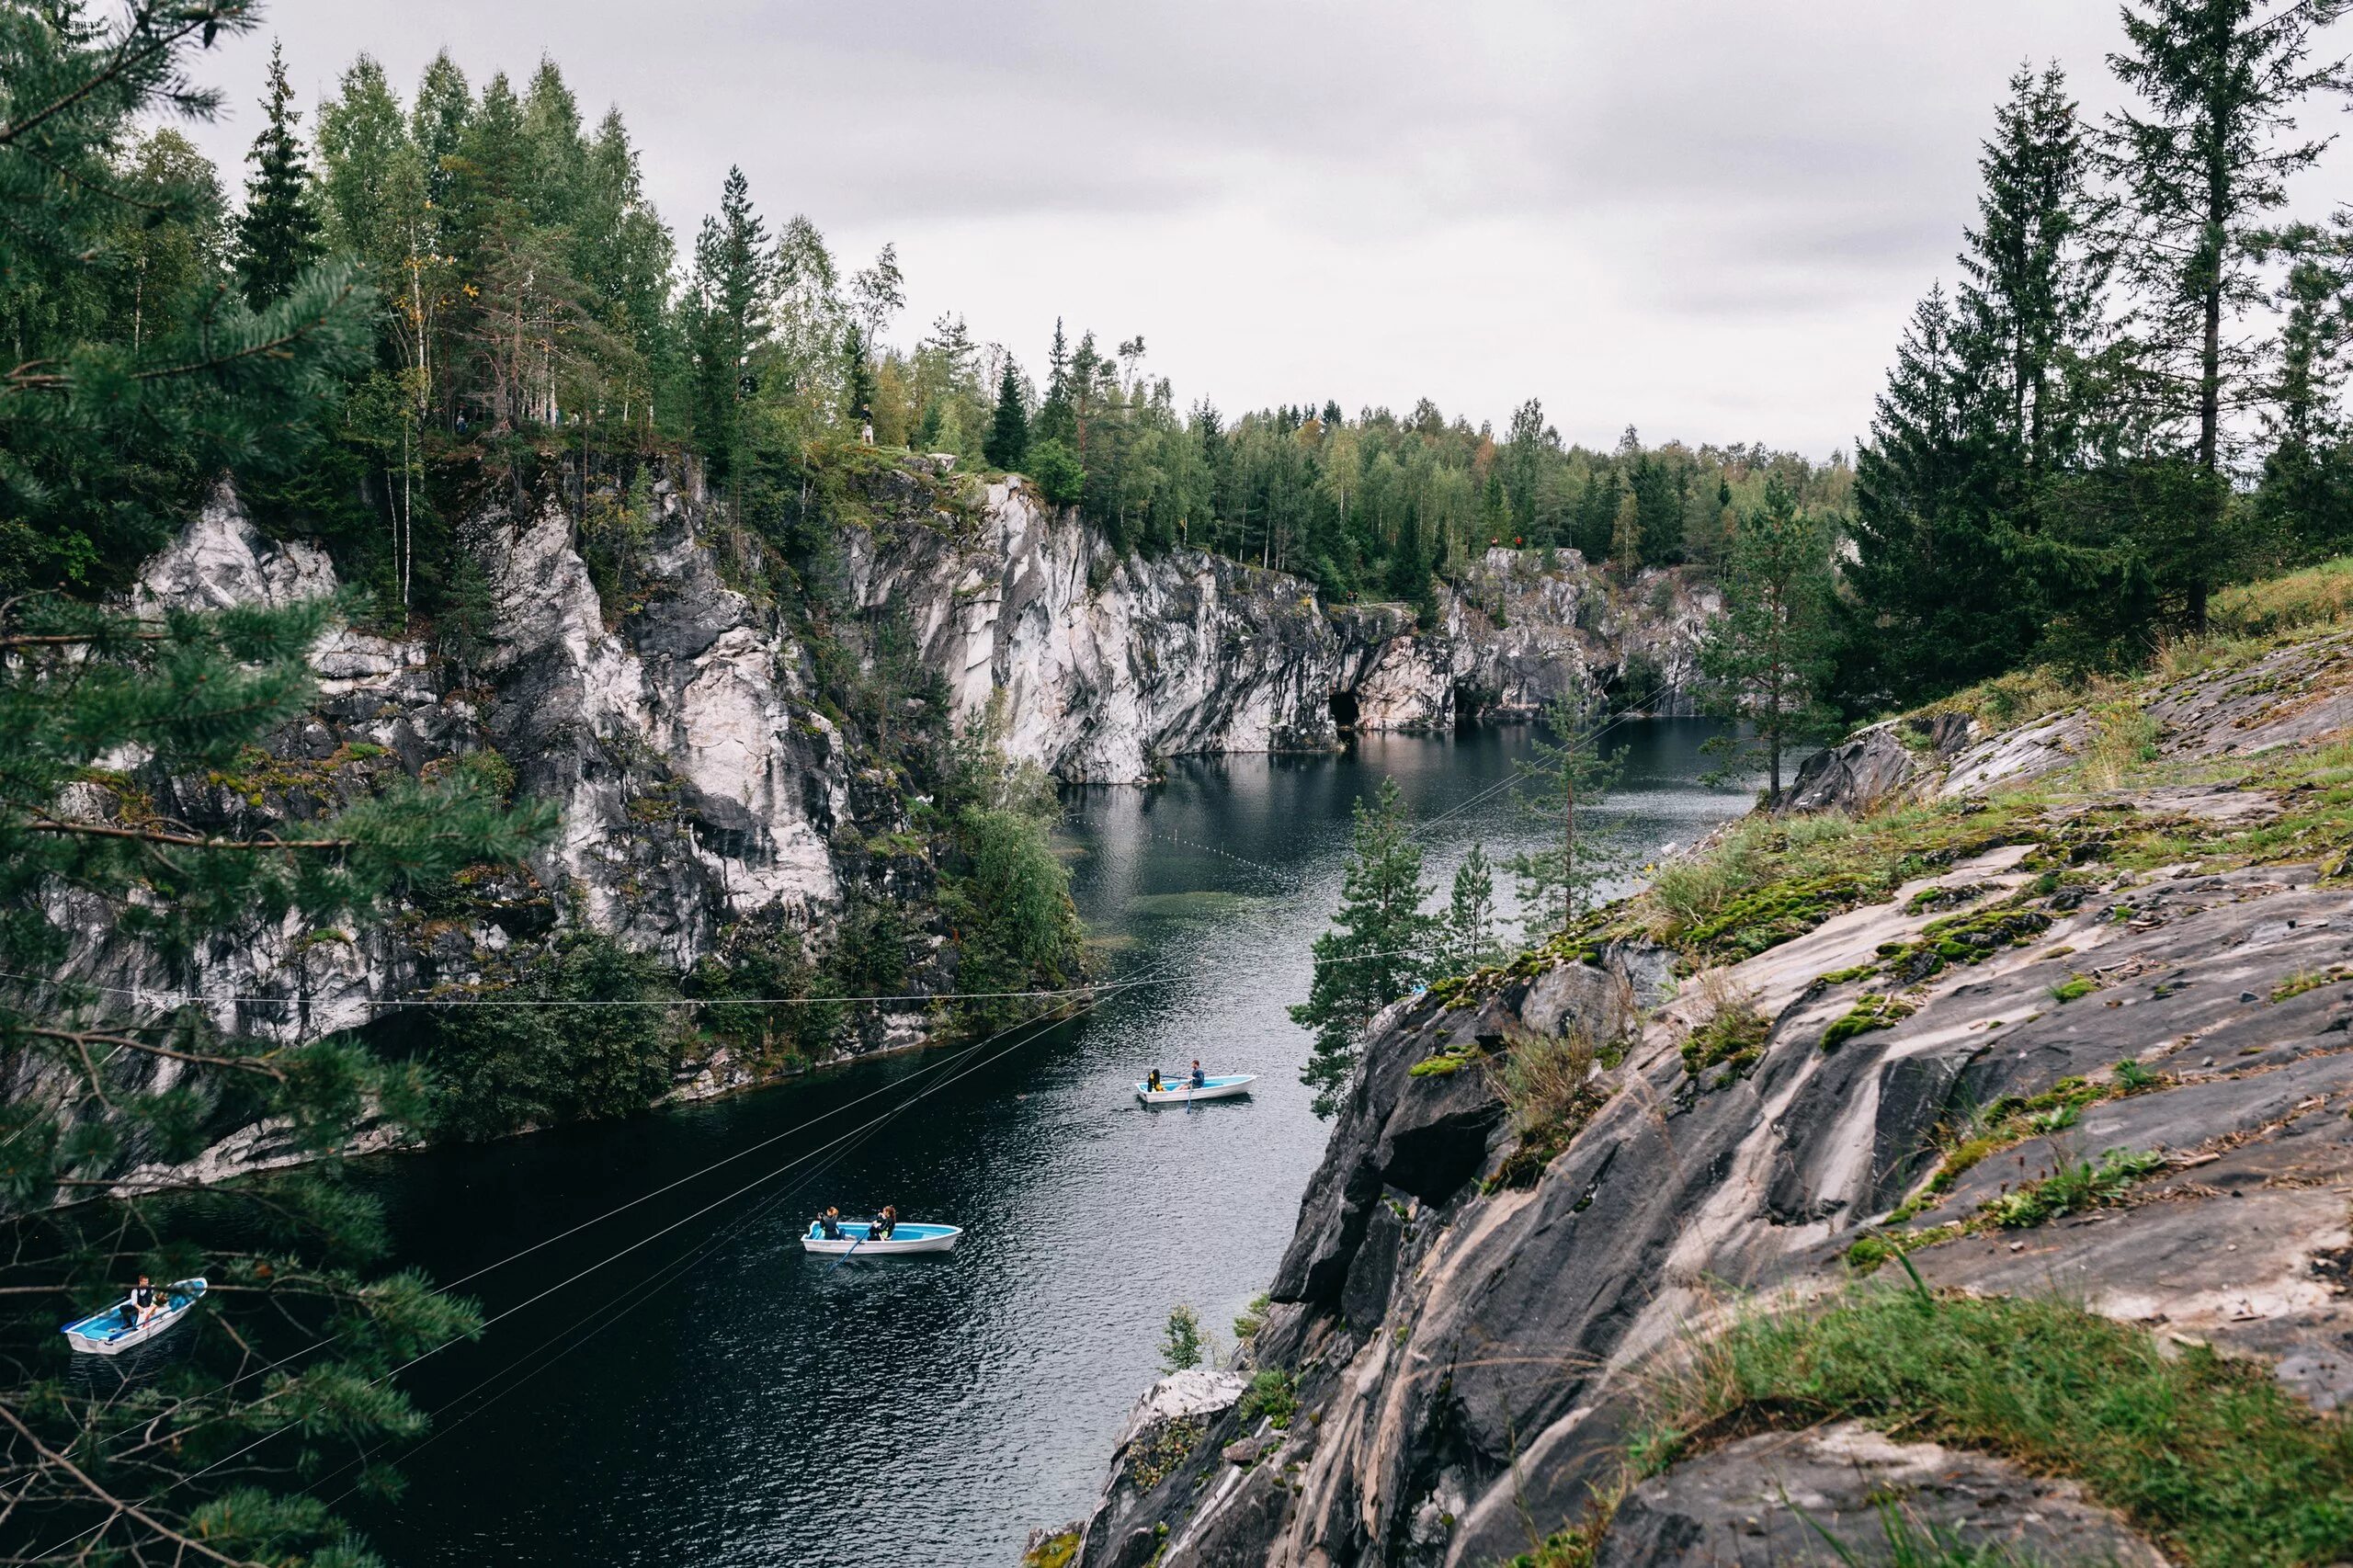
left=352, top=722, right=1753, bottom=1567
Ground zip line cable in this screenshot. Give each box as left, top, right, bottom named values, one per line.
left=24, top=991, right=1110, bottom=1563
left=308, top=992, right=1116, bottom=1514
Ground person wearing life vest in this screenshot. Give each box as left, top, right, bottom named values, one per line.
left=121, top=1275, right=155, bottom=1331
left=817, top=1207, right=843, bottom=1241
left=873, top=1205, right=898, bottom=1241
left=1146, top=1067, right=1164, bottom=1092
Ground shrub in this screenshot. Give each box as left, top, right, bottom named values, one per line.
left=1238, top=1369, right=1297, bottom=1430
left=1160, top=1304, right=1206, bottom=1372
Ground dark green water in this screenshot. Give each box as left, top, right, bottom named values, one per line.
left=352, top=722, right=1753, bottom=1567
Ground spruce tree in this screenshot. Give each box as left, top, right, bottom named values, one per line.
left=1291, top=778, right=1435, bottom=1118
left=1960, top=63, right=2109, bottom=491
left=233, top=40, right=324, bottom=310
left=687, top=165, right=774, bottom=483
left=985, top=360, right=1031, bottom=470
left=2105, top=0, right=2353, bottom=629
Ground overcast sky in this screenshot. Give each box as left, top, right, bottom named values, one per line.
left=171, top=1, right=2353, bottom=457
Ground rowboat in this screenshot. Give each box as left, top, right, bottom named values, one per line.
left=801, top=1221, right=961, bottom=1257
left=61, top=1278, right=207, bottom=1355
left=1135, top=1074, right=1257, bottom=1106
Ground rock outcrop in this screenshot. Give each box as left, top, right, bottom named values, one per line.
left=57, top=456, right=1709, bottom=1154
left=1066, top=628, right=2353, bottom=1567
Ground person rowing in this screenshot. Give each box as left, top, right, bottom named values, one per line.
left=1189, top=1060, right=1207, bottom=1089
left=816, top=1207, right=843, bottom=1241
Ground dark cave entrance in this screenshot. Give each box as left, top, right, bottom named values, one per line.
left=1328, top=689, right=1361, bottom=731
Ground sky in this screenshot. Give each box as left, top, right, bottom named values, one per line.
left=170, top=0, right=2353, bottom=458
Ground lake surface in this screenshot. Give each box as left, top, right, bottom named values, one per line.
left=352, top=722, right=1755, bottom=1567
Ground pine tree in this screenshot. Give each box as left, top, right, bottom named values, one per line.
left=1290, top=778, right=1435, bottom=1118
left=687, top=165, right=774, bottom=483
left=985, top=360, right=1031, bottom=471
left=1510, top=692, right=1624, bottom=934
left=0, top=8, right=551, bottom=1558
left=1700, top=478, right=1843, bottom=800
left=2106, top=0, right=2353, bottom=629
left=232, top=40, right=324, bottom=310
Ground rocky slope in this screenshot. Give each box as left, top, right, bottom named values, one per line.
left=1063, top=627, right=2353, bottom=1567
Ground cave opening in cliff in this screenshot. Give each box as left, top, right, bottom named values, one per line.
left=1327, top=689, right=1360, bottom=731
left=1451, top=683, right=1490, bottom=733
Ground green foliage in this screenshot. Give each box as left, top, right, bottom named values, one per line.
left=233, top=41, right=324, bottom=309
left=685, top=924, right=841, bottom=1068
left=1680, top=986, right=1770, bottom=1085
left=1699, top=476, right=1843, bottom=798
left=1291, top=778, right=1436, bottom=1117
left=1642, top=1290, right=2353, bottom=1567
left=1486, top=1028, right=1609, bottom=1191
left=1160, top=1304, right=1206, bottom=1372
left=1431, top=844, right=1505, bottom=979
left=1511, top=694, right=1624, bottom=935
left=1983, top=1147, right=2166, bottom=1228
left=421, top=933, right=678, bottom=1139
left=1125, top=1416, right=1206, bottom=1493
left=1238, top=1369, right=1298, bottom=1430
left=1022, top=1528, right=1083, bottom=1568
left=1233, top=1292, right=1270, bottom=1344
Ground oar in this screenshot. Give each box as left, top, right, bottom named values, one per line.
left=823, top=1233, right=866, bottom=1277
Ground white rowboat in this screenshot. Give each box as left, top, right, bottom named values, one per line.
left=801, top=1221, right=961, bottom=1256
left=61, top=1278, right=207, bottom=1355
left=1135, top=1074, right=1256, bottom=1106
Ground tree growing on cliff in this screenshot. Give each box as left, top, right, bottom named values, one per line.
left=0, top=8, right=553, bottom=1557
left=985, top=359, right=1031, bottom=470
left=1432, top=844, right=1506, bottom=980
left=1292, top=778, right=1436, bottom=1118
left=1510, top=692, right=1624, bottom=934
left=687, top=165, right=775, bottom=483
left=233, top=40, right=324, bottom=309
left=1700, top=479, right=1842, bottom=801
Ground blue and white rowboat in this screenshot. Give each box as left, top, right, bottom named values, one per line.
left=1135, top=1074, right=1256, bottom=1106
left=801, top=1221, right=961, bottom=1257
left=61, top=1278, right=207, bottom=1355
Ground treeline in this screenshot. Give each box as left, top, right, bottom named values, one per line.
left=1, top=34, right=1859, bottom=629
left=1839, top=4, right=2353, bottom=712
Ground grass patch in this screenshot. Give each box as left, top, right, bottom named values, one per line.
left=1883, top=1072, right=2163, bottom=1225
left=2211, top=555, right=2353, bottom=639
left=1637, top=1290, right=2353, bottom=1568
left=1409, top=1041, right=1485, bottom=1078
left=1679, top=973, right=1770, bottom=1088
left=2083, top=698, right=2159, bottom=789
left=1485, top=1028, right=1611, bottom=1191
left=2049, top=975, right=2097, bottom=1003
left=2274, top=967, right=2353, bottom=1003
left=1822, top=994, right=1916, bottom=1051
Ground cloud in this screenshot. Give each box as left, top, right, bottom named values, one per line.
left=172, top=0, right=2353, bottom=453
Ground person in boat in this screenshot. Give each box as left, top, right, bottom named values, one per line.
left=817, top=1207, right=843, bottom=1241
left=120, top=1276, right=155, bottom=1331
left=1189, top=1060, right=1207, bottom=1089
left=874, top=1205, right=897, bottom=1241
left=1146, top=1067, right=1164, bottom=1092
